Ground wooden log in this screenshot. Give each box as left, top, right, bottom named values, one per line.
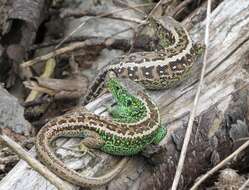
left=1, top=0, right=249, bottom=189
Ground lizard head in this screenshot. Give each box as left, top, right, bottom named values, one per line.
left=106, top=73, right=147, bottom=123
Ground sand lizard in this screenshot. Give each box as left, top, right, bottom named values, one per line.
left=35, top=16, right=196, bottom=187
left=36, top=75, right=165, bottom=187
left=82, top=16, right=195, bottom=105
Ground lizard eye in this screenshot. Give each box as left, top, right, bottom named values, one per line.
left=126, top=99, right=132, bottom=106
left=115, top=86, right=120, bottom=91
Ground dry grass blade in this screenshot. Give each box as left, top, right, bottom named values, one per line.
left=171, top=0, right=212, bottom=189
left=0, top=134, right=74, bottom=190
left=239, top=178, right=249, bottom=190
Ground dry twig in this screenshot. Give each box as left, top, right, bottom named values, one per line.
left=21, top=38, right=106, bottom=68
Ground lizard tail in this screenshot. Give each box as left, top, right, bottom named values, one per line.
left=36, top=123, right=129, bottom=187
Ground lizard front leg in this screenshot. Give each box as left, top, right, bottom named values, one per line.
left=59, top=129, right=105, bottom=158
left=78, top=130, right=105, bottom=157
left=56, top=129, right=104, bottom=158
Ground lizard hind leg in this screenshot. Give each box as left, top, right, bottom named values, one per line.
left=152, top=126, right=167, bottom=144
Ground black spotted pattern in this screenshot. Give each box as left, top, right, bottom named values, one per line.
left=127, top=66, right=139, bottom=80
left=156, top=64, right=169, bottom=76
left=141, top=66, right=154, bottom=79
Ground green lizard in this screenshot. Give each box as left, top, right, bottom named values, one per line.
left=36, top=72, right=166, bottom=187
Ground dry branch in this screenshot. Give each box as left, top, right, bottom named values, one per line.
left=21, top=38, right=106, bottom=68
